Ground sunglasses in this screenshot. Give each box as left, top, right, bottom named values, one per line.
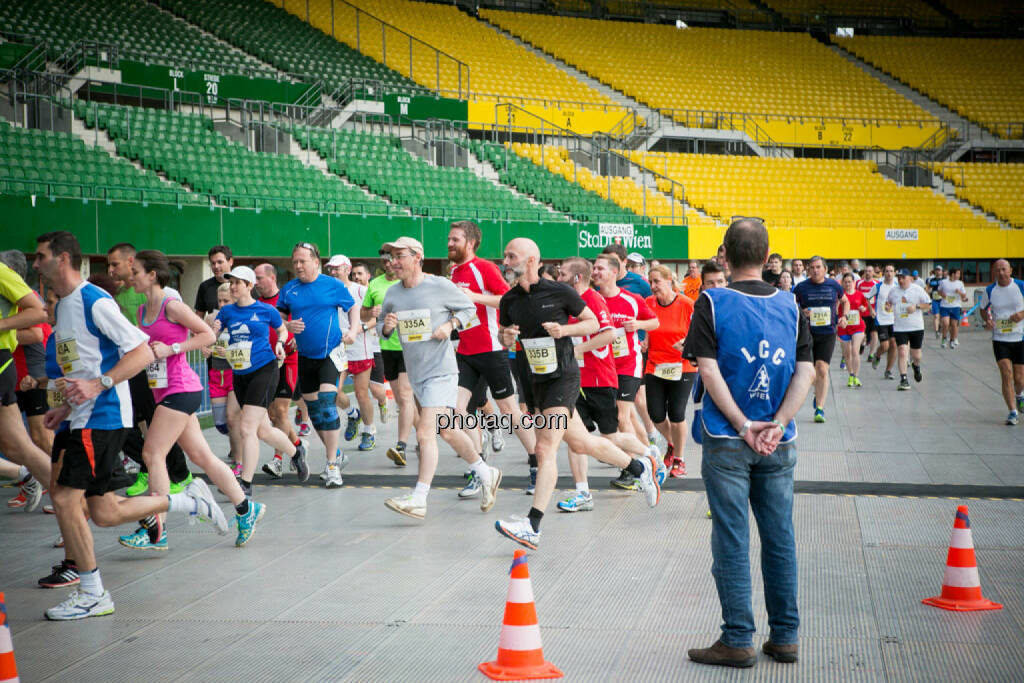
left=293, top=242, right=320, bottom=259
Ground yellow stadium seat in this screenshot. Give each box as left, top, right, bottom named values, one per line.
left=929, top=162, right=1024, bottom=227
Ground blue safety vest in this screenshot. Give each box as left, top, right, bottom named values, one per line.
left=701, top=287, right=800, bottom=443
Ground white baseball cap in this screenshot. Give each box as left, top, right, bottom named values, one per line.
left=326, top=254, right=351, bottom=269
left=225, top=265, right=256, bottom=284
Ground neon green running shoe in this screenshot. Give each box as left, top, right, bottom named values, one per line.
left=125, top=472, right=149, bottom=497
left=168, top=472, right=193, bottom=496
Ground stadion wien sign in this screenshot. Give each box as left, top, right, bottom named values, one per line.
left=578, top=223, right=653, bottom=254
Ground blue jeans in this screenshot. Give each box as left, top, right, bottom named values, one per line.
left=701, top=432, right=799, bottom=648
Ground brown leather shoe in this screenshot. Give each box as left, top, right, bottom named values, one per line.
left=763, top=640, right=798, bottom=663
left=687, top=639, right=756, bottom=668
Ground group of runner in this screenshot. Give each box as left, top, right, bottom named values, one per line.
left=2, top=225, right=1023, bottom=620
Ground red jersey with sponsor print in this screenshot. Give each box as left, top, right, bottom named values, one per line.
left=569, top=288, right=617, bottom=388
left=855, top=279, right=878, bottom=311
left=838, top=290, right=871, bottom=335
left=258, top=292, right=298, bottom=369
left=602, top=288, right=656, bottom=378
left=451, top=257, right=508, bottom=355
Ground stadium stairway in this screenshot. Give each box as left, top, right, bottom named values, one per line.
left=463, top=149, right=566, bottom=220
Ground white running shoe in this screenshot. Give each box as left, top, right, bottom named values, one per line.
left=45, top=589, right=115, bottom=621
left=480, top=465, right=502, bottom=512
left=637, top=455, right=661, bottom=508
left=324, top=463, right=343, bottom=489
left=489, top=428, right=505, bottom=453
left=262, top=457, right=284, bottom=479
left=21, top=477, right=44, bottom=513
left=495, top=516, right=540, bottom=550
left=384, top=494, right=426, bottom=520
left=184, top=478, right=229, bottom=534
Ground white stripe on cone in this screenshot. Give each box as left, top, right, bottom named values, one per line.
left=1, top=676, right=20, bottom=683
left=949, top=528, right=974, bottom=549
left=942, top=565, right=981, bottom=588
left=505, top=578, right=536, bottom=604
left=497, top=623, right=544, bottom=651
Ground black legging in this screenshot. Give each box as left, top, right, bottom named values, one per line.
left=126, top=370, right=192, bottom=483
left=643, top=372, right=695, bottom=424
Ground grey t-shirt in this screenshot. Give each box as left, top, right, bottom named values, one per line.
left=379, top=274, right=475, bottom=383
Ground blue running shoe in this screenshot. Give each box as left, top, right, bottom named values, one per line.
left=344, top=409, right=361, bottom=441
left=358, top=432, right=376, bottom=451
left=235, top=501, right=266, bottom=547
left=557, top=490, right=594, bottom=513
left=118, top=527, right=168, bottom=551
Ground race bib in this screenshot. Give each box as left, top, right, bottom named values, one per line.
left=211, top=333, right=229, bottom=359
left=522, top=337, right=558, bottom=375
left=809, top=307, right=831, bottom=327
left=56, top=338, right=79, bottom=373
left=611, top=327, right=628, bottom=358
left=47, top=380, right=65, bottom=408
left=571, top=336, right=584, bottom=367
left=397, top=309, right=431, bottom=343
left=945, top=295, right=958, bottom=305
left=898, top=303, right=911, bottom=319
left=654, top=362, right=682, bottom=381
left=226, top=341, right=252, bottom=371
left=462, top=312, right=480, bottom=331
left=996, top=318, right=1015, bottom=334
left=845, top=310, right=861, bottom=326
left=146, top=359, right=168, bottom=389
left=329, top=344, right=348, bottom=373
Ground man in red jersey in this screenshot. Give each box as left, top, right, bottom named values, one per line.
left=856, top=265, right=880, bottom=364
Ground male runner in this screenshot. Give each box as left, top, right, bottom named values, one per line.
left=791, top=259, right=807, bottom=286
left=856, top=265, right=879, bottom=361
left=34, top=231, right=225, bottom=620
left=762, top=252, right=783, bottom=287
left=350, top=261, right=389, bottom=423
left=253, top=263, right=307, bottom=478
left=681, top=260, right=702, bottom=301
left=937, top=267, right=968, bottom=349
left=926, top=266, right=944, bottom=339
left=792, top=256, right=847, bottom=423
left=980, top=260, right=1024, bottom=424
left=885, top=269, right=931, bottom=391
left=494, top=238, right=658, bottom=549
left=376, top=237, right=500, bottom=519
left=106, top=243, right=147, bottom=325
left=870, top=265, right=899, bottom=379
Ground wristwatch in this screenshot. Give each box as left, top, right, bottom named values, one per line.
left=100, top=375, right=114, bottom=390
left=738, top=419, right=752, bottom=437
left=171, top=342, right=182, bottom=355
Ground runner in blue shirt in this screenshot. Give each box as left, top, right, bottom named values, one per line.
left=277, top=242, right=355, bottom=488
left=792, top=256, right=848, bottom=424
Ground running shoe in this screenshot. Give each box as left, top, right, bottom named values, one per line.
left=851, top=376, right=862, bottom=388
left=1017, top=395, right=1024, bottom=412
left=238, top=478, right=253, bottom=498
left=231, top=461, right=243, bottom=476
left=118, top=526, right=168, bottom=551
left=19, top=477, right=43, bottom=512
left=297, top=422, right=312, bottom=437
left=839, top=358, right=846, bottom=370
left=1007, top=411, right=1019, bottom=426
left=489, top=428, right=505, bottom=453
left=7, top=481, right=44, bottom=510
left=940, top=339, right=946, bottom=348
left=898, top=377, right=911, bottom=391
left=262, top=456, right=284, bottom=478
left=847, top=375, right=856, bottom=388
left=384, top=494, right=426, bottom=520
left=54, top=534, right=64, bottom=548
left=883, top=370, right=894, bottom=380
left=45, top=589, right=115, bottom=621
left=637, top=455, right=661, bottom=507
left=358, top=432, right=376, bottom=451
left=43, top=504, right=56, bottom=514
left=235, top=501, right=266, bottom=547
left=557, top=490, right=594, bottom=513
left=935, top=329, right=940, bottom=339
left=324, top=463, right=343, bottom=489
left=168, top=473, right=192, bottom=495
left=526, top=466, right=537, bottom=495
left=344, top=409, right=361, bottom=441
left=122, top=456, right=140, bottom=475
left=480, top=465, right=502, bottom=512
left=378, top=401, right=388, bottom=423
left=125, top=472, right=149, bottom=497
left=913, top=364, right=922, bottom=383
left=611, top=470, right=637, bottom=490
left=669, top=458, right=687, bottom=478
left=386, top=443, right=407, bottom=467
left=290, top=441, right=310, bottom=482
left=184, top=478, right=229, bottom=534
left=495, top=516, right=540, bottom=549
left=871, top=354, right=880, bottom=370
left=814, top=408, right=825, bottom=423
left=39, top=560, right=79, bottom=589
left=663, top=443, right=675, bottom=471
left=951, top=340, right=959, bottom=349
left=458, top=471, right=480, bottom=498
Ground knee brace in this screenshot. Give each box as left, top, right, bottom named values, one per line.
left=313, top=391, right=340, bottom=431
left=212, top=403, right=229, bottom=435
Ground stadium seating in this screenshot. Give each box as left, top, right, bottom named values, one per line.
left=764, top=1, right=946, bottom=26
left=622, top=151, right=994, bottom=231
left=481, top=12, right=935, bottom=125
left=929, top=162, right=1024, bottom=228
left=81, top=102, right=387, bottom=213
left=157, top=0, right=418, bottom=97
left=293, top=126, right=561, bottom=221
left=928, top=0, right=1023, bottom=30
left=283, top=0, right=612, bottom=106
left=836, top=36, right=1024, bottom=138
left=0, top=0, right=273, bottom=77
left=0, top=115, right=201, bottom=204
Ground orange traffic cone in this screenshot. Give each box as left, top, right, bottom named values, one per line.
left=960, top=316, right=969, bottom=327
left=479, top=551, right=562, bottom=681
left=0, top=593, right=19, bottom=683
left=923, top=505, right=1003, bottom=612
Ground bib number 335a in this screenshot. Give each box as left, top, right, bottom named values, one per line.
left=397, top=309, right=431, bottom=343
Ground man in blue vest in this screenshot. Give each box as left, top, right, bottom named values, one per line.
left=683, top=218, right=814, bottom=668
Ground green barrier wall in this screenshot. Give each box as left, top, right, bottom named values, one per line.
left=119, top=61, right=319, bottom=106
left=2, top=196, right=687, bottom=260
left=383, top=94, right=468, bottom=122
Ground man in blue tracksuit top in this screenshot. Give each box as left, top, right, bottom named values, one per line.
left=683, top=219, right=814, bottom=668
left=277, top=242, right=355, bottom=488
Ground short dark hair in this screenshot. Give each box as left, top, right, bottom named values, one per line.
left=768, top=252, right=782, bottom=261
left=601, top=243, right=627, bottom=262
left=107, top=242, right=136, bottom=256
left=37, top=231, right=82, bottom=269
left=135, top=250, right=173, bottom=287
left=208, top=245, right=233, bottom=261
left=723, top=219, right=769, bottom=270
left=595, top=253, right=621, bottom=273
left=351, top=261, right=370, bottom=273
left=450, top=220, right=482, bottom=250
left=701, top=261, right=723, bottom=280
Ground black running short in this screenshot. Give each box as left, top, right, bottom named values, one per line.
left=275, top=362, right=300, bottom=400
left=233, top=360, right=279, bottom=409
left=993, top=340, right=1024, bottom=365
left=380, top=349, right=406, bottom=382
left=457, top=350, right=516, bottom=400
left=297, top=355, right=340, bottom=395
left=469, top=374, right=489, bottom=412
left=51, top=427, right=70, bottom=465
left=644, top=372, right=695, bottom=424
left=863, top=316, right=876, bottom=335
left=17, top=388, right=48, bottom=417
left=370, top=352, right=386, bottom=384
left=811, top=333, right=837, bottom=364
left=513, top=351, right=534, bottom=414
left=157, top=390, right=202, bottom=415
left=528, top=373, right=578, bottom=416
left=576, top=385, right=617, bottom=434
left=57, top=428, right=132, bottom=497
left=894, top=330, right=924, bottom=350
left=616, top=374, right=642, bottom=403
left=0, top=351, right=17, bottom=406
left=876, top=323, right=894, bottom=342
left=128, top=369, right=156, bottom=426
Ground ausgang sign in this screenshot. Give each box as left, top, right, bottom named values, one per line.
left=578, top=223, right=653, bottom=255
left=885, top=229, right=919, bottom=241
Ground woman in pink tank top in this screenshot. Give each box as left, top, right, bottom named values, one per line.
left=127, top=250, right=264, bottom=550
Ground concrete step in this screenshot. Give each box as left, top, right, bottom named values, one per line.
left=467, top=150, right=562, bottom=217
